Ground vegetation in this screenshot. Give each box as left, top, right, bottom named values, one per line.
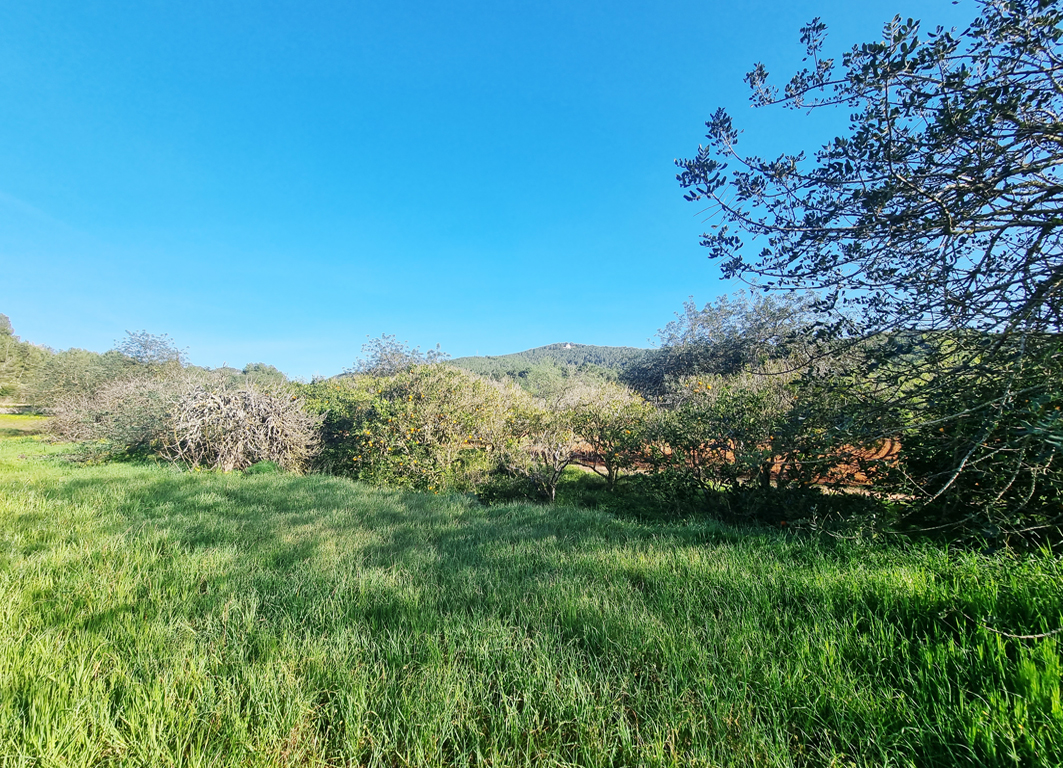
left=451, top=343, right=651, bottom=397
left=621, top=294, right=815, bottom=400
left=0, top=315, right=53, bottom=404
left=298, top=365, right=526, bottom=492
left=346, top=334, right=451, bottom=377
left=452, top=342, right=650, bottom=373
left=676, top=0, right=1063, bottom=535
left=1, top=1, right=1061, bottom=762
left=1, top=425, right=1061, bottom=766
left=164, top=383, right=321, bottom=473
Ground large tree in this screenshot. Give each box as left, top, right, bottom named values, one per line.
left=622, top=292, right=816, bottom=400
left=677, top=0, right=1063, bottom=533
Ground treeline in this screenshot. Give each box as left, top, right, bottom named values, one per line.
left=450, top=343, right=650, bottom=392
left=7, top=294, right=1060, bottom=542
left=451, top=342, right=651, bottom=371
left=1, top=314, right=286, bottom=407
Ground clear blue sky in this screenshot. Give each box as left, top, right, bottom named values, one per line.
left=1, top=0, right=970, bottom=379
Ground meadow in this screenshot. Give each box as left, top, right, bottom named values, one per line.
left=0, top=414, right=1061, bottom=767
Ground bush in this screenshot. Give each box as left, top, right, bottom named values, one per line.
left=649, top=368, right=798, bottom=491
left=49, top=373, right=321, bottom=473
left=297, top=365, right=531, bottom=492
left=491, top=396, right=578, bottom=502
left=164, top=384, right=321, bottom=472
left=568, top=381, right=652, bottom=490
left=30, top=349, right=139, bottom=407
left=48, top=374, right=185, bottom=454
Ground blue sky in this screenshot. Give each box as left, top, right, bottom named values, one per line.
left=1, top=0, right=971, bottom=379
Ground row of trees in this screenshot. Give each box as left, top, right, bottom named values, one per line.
left=1, top=316, right=287, bottom=408
left=13, top=290, right=1056, bottom=538
left=25, top=310, right=873, bottom=512
left=292, top=315, right=890, bottom=513
left=7, top=274, right=1051, bottom=531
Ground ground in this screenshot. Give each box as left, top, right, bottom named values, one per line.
left=0, top=415, right=1060, bottom=766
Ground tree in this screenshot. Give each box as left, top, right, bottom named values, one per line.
left=0, top=314, right=50, bottom=402
left=512, top=400, right=578, bottom=503
left=569, top=381, right=652, bottom=490
left=241, top=362, right=288, bottom=387
left=28, top=348, right=137, bottom=406
left=676, top=0, right=1063, bottom=533
left=114, top=330, right=187, bottom=367
left=623, top=292, right=815, bottom=398
left=346, top=334, right=449, bottom=377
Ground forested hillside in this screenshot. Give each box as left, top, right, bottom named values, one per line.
left=450, top=343, right=651, bottom=392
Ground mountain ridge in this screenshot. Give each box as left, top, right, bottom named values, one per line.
left=449, top=342, right=652, bottom=378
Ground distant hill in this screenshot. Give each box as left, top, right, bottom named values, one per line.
left=450, top=343, right=652, bottom=384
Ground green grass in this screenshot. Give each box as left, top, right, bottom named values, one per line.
left=0, top=413, right=47, bottom=439
left=0, top=419, right=1061, bottom=766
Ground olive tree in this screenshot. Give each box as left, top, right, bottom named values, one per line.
left=676, top=0, right=1063, bottom=532
left=346, top=334, right=449, bottom=377
left=623, top=292, right=816, bottom=399
left=114, top=330, right=187, bottom=367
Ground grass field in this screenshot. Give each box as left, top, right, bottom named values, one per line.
left=0, top=413, right=47, bottom=439
left=0, top=415, right=1061, bottom=766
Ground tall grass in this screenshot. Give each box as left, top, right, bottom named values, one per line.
left=0, top=421, right=1060, bottom=766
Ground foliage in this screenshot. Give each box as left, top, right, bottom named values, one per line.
left=3, top=435, right=1062, bottom=766
left=651, top=369, right=796, bottom=491
left=676, top=0, right=1063, bottom=532
left=304, top=367, right=637, bottom=502
left=0, top=314, right=50, bottom=402
left=568, top=381, right=653, bottom=489
left=623, top=292, right=816, bottom=398
left=892, top=335, right=1063, bottom=541
left=7, top=325, right=189, bottom=409
left=492, top=392, right=579, bottom=503
left=27, top=348, right=140, bottom=407
left=451, top=343, right=651, bottom=396
left=47, top=373, right=186, bottom=455
left=299, top=365, right=529, bottom=492
left=346, top=334, right=449, bottom=377
left=114, top=329, right=187, bottom=367
left=47, top=368, right=320, bottom=472
left=452, top=342, right=650, bottom=375
left=240, top=362, right=288, bottom=387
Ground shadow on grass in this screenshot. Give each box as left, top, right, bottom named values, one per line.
left=8, top=464, right=1061, bottom=767
left=26, top=468, right=979, bottom=648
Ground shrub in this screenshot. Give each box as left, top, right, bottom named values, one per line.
left=49, top=373, right=320, bottom=472
left=298, top=365, right=530, bottom=491
left=164, top=384, right=321, bottom=472
left=30, top=349, right=139, bottom=407
left=650, top=368, right=798, bottom=491
left=567, top=381, right=652, bottom=490
left=493, top=397, right=578, bottom=503
left=48, top=374, right=185, bottom=454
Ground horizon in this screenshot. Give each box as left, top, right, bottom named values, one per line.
left=1, top=0, right=971, bottom=379
left=2, top=316, right=653, bottom=379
